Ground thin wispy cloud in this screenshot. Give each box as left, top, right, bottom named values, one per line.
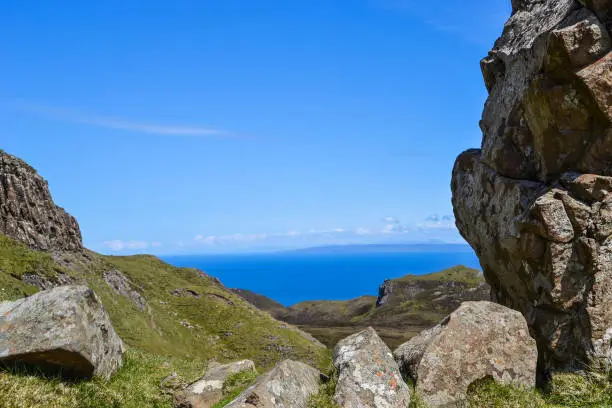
left=103, top=240, right=159, bottom=251
left=8, top=101, right=231, bottom=137
left=192, top=216, right=458, bottom=248
left=375, top=0, right=510, bottom=45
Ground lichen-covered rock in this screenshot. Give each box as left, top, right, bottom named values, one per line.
left=333, top=327, right=411, bottom=408
left=394, top=302, right=537, bottom=408
left=225, top=359, right=319, bottom=408
left=0, top=285, right=124, bottom=379
left=0, top=150, right=82, bottom=251
left=181, top=360, right=256, bottom=408
left=451, top=0, right=612, bottom=372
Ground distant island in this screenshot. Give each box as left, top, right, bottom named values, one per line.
left=285, top=243, right=474, bottom=254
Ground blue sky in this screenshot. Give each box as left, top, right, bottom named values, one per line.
left=1, top=0, right=510, bottom=254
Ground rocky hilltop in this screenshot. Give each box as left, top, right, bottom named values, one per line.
left=0, top=149, right=329, bottom=406
left=0, top=150, right=82, bottom=251
left=452, top=0, right=612, bottom=372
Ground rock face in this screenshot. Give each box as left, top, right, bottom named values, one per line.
left=182, top=360, right=256, bottom=408
left=0, top=150, right=82, bottom=251
left=333, top=327, right=411, bottom=408
left=0, top=285, right=124, bottom=379
left=225, top=359, right=320, bottom=408
left=451, top=0, right=612, bottom=371
left=394, top=302, right=537, bottom=408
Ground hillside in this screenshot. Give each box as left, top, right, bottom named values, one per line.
left=0, top=234, right=328, bottom=369
left=233, top=265, right=490, bottom=348
left=0, top=149, right=329, bottom=407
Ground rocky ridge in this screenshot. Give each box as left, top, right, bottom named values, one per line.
left=0, top=148, right=330, bottom=407
left=452, top=0, right=612, bottom=372
left=232, top=265, right=490, bottom=349
left=0, top=150, right=82, bottom=251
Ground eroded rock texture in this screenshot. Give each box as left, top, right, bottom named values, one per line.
left=452, top=0, right=612, bottom=372
left=333, top=327, right=411, bottom=408
left=394, top=302, right=537, bottom=408
left=0, top=285, right=124, bottom=379
left=225, top=359, right=320, bottom=408
left=0, top=150, right=82, bottom=251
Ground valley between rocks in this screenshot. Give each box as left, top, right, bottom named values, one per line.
left=2, top=0, right=612, bottom=406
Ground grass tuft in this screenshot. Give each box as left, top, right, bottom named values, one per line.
left=0, top=348, right=203, bottom=408
left=211, top=370, right=260, bottom=408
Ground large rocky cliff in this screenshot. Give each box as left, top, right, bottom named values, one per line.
left=452, top=0, right=612, bottom=372
left=0, top=150, right=82, bottom=251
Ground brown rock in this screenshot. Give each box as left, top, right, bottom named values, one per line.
left=451, top=0, right=612, bottom=373
left=577, top=51, right=612, bottom=121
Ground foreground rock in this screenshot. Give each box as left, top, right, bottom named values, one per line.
left=0, top=285, right=124, bottom=379
left=225, top=359, right=319, bottom=408
left=0, top=150, right=82, bottom=251
left=451, top=0, right=612, bottom=371
left=395, top=302, right=537, bottom=408
left=180, top=360, right=256, bottom=408
left=333, top=327, right=411, bottom=408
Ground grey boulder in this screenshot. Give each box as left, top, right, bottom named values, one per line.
left=225, top=359, right=320, bottom=408
left=0, top=285, right=125, bottom=379
left=333, top=327, right=411, bottom=408
left=181, top=359, right=256, bottom=408
left=394, top=301, right=537, bottom=408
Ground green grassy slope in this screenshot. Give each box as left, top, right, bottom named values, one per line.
left=0, top=234, right=330, bottom=407
left=233, top=265, right=489, bottom=349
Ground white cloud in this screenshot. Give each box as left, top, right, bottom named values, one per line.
left=103, top=240, right=150, bottom=251
left=194, top=233, right=268, bottom=245
left=418, top=214, right=457, bottom=231
left=189, top=215, right=460, bottom=251
left=10, top=102, right=230, bottom=137
left=380, top=216, right=410, bottom=234
left=354, top=227, right=372, bottom=235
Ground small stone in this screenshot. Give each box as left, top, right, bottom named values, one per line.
left=181, top=360, right=256, bottom=408
left=225, top=359, right=319, bottom=408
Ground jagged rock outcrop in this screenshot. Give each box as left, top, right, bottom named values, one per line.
left=0, top=150, right=82, bottom=251
left=104, top=269, right=147, bottom=311
left=394, top=302, right=537, bottom=408
left=375, top=270, right=490, bottom=311
left=225, top=359, right=320, bottom=408
left=0, top=285, right=124, bottom=379
left=451, top=0, right=612, bottom=371
left=180, top=360, right=256, bottom=408
left=333, top=327, right=411, bottom=408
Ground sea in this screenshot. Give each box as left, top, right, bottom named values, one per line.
left=162, top=248, right=480, bottom=306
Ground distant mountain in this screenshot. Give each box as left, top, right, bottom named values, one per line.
left=286, top=243, right=474, bottom=254
left=232, top=265, right=490, bottom=348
